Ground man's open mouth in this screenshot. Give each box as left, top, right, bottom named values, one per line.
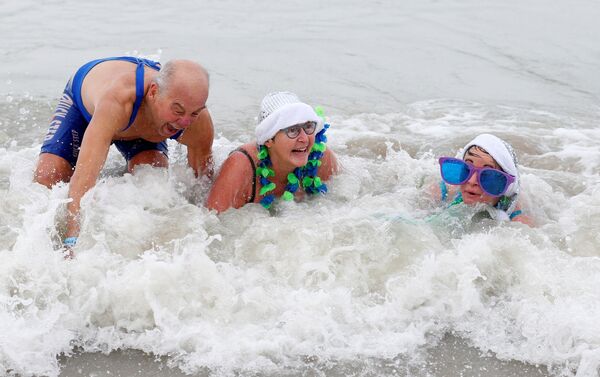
left=166, top=123, right=180, bottom=134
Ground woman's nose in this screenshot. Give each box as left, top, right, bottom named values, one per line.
left=296, top=128, right=309, bottom=142
left=467, top=171, right=479, bottom=185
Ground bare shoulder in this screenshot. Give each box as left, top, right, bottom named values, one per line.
left=318, top=148, right=339, bottom=181
left=177, top=109, right=214, bottom=148
left=430, top=180, right=442, bottom=200
left=84, top=63, right=138, bottom=110
left=86, top=86, right=134, bottom=135
left=430, top=180, right=459, bottom=202
left=206, top=143, right=257, bottom=212
left=219, top=144, right=256, bottom=176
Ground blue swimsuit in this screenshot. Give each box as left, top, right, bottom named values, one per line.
left=40, top=56, right=183, bottom=166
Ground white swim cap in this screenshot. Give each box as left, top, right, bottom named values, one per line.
left=460, top=133, right=520, bottom=197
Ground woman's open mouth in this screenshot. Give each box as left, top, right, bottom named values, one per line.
left=463, top=190, right=484, bottom=202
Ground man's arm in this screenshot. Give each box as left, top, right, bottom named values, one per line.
left=177, top=109, right=214, bottom=178
left=65, top=97, right=130, bottom=239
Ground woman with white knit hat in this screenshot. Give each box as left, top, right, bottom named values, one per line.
left=436, top=133, right=533, bottom=225
left=206, top=92, right=338, bottom=213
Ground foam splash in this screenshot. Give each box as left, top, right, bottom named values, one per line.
left=1, top=99, right=599, bottom=377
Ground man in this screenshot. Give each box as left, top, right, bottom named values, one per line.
left=34, top=56, right=214, bottom=251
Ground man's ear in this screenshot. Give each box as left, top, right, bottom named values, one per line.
left=264, top=137, right=275, bottom=148
left=147, top=82, right=159, bottom=100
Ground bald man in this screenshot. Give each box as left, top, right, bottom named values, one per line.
left=34, top=56, right=214, bottom=251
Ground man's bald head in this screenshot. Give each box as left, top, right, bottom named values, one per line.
left=153, top=59, right=209, bottom=97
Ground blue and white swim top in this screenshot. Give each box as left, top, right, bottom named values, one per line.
left=439, top=181, right=523, bottom=221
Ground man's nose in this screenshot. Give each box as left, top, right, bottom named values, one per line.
left=176, top=116, right=192, bottom=128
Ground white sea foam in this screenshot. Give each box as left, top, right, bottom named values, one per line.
left=2, top=0, right=600, bottom=375
left=1, top=99, right=599, bottom=377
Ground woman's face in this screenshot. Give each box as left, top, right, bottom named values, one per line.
left=460, top=146, right=501, bottom=206
left=267, top=122, right=316, bottom=169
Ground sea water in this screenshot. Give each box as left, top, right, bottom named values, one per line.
left=1, top=0, right=600, bottom=376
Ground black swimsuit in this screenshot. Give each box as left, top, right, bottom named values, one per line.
left=231, top=148, right=256, bottom=204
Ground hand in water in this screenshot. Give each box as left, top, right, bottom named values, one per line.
left=62, top=237, right=78, bottom=259
left=62, top=246, right=75, bottom=259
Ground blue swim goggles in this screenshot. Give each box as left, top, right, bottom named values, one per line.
left=439, top=157, right=515, bottom=197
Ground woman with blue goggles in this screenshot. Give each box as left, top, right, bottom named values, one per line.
left=435, top=134, right=533, bottom=226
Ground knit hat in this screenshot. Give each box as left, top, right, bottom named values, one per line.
left=255, top=91, right=323, bottom=144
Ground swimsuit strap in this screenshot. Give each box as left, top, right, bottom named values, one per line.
left=120, top=57, right=161, bottom=131
left=71, top=56, right=161, bottom=124
left=441, top=181, right=463, bottom=206
left=440, top=181, right=448, bottom=201
left=130, top=58, right=182, bottom=139
left=230, top=148, right=257, bottom=204
left=170, top=128, right=185, bottom=140
left=509, top=209, right=523, bottom=220
left=125, top=59, right=147, bottom=130
left=449, top=192, right=464, bottom=206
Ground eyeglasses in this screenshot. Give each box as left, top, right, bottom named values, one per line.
left=282, top=121, right=317, bottom=139
left=439, top=157, right=515, bottom=197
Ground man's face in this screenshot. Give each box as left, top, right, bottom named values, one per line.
left=150, top=81, right=208, bottom=138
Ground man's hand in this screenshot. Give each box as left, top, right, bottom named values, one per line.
left=62, top=236, right=77, bottom=259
